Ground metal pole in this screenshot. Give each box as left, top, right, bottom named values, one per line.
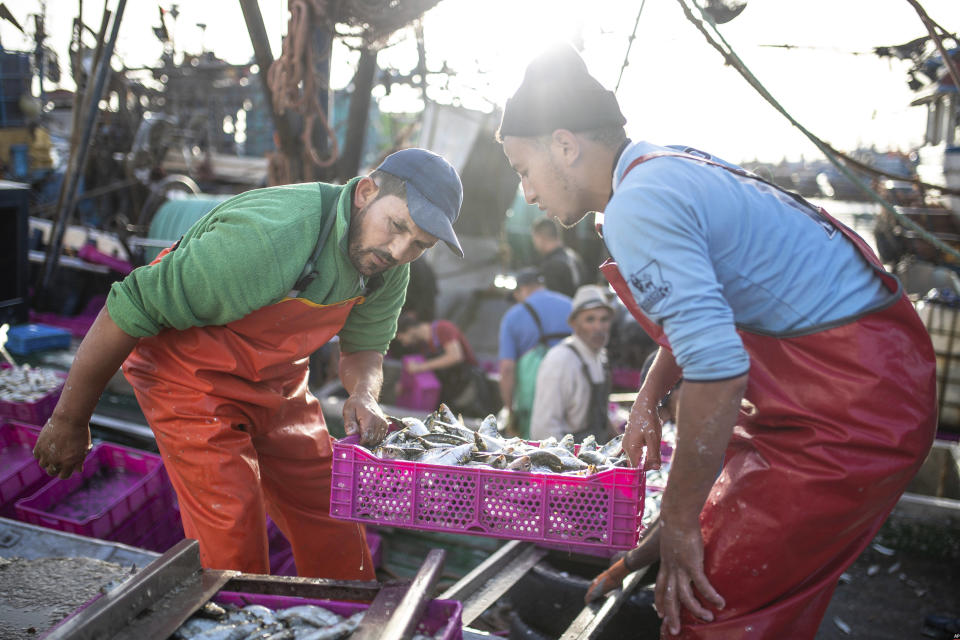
left=40, top=0, right=126, bottom=290
left=239, top=0, right=298, bottom=155
left=337, top=45, right=379, bottom=180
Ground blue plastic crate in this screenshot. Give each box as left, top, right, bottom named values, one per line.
left=6, top=324, right=72, bottom=355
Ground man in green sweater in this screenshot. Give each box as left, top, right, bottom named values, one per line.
left=32, top=148, right=463, bottom=578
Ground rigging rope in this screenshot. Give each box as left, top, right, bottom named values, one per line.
left=674, top=0, right=960, bottom=264
left=268, top=0, right=340, bottom=182
left=616, top=0, right=648, bottom=94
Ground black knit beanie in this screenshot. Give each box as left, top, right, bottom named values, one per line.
left=499, top=43, right=626, bottom=137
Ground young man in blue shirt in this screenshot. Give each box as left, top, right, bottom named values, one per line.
left=497, top=44, right=936, bottom=638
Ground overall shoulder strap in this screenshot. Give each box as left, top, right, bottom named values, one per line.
left=288, top=196, right=341, bottom=298
left=565, top=342, right=596, bottom=382
left=522, top=301, right=546, bottom=341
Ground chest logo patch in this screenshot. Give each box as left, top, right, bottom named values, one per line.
left=628, top=261, right=672, bottom=313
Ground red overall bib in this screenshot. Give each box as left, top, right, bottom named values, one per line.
left=122, top=247, right=375, bottom=580
left=601, top=152, right=937, bottom=638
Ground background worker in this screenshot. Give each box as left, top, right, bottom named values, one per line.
left=530, top=284, right=614, bottom=442
left=394, top=315, right=494, bottom=416
left=497, top=45, right=936, bottom=638
left=531, top=214, right=588, bottom=297
left=497, top=267, right=572, bottom=437
left=32, top=148, right=464, bottom=580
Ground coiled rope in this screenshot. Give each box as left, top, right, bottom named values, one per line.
left=268, top=0, right=340, bottom=183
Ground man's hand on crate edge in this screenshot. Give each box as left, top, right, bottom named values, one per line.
left=343, top=392, right=389, bottom=447
left=33, top=416, right=92, bottom=479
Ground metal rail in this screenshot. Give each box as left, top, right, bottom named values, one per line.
left=439, top=540, right=547, bottom=626
left=442, top=540, right=655, bottom=639
left=354, top=548, right=447, bottom=640
left=43, top=539, right=232, bottom=640
left=559, top=565, right=652, bottom=640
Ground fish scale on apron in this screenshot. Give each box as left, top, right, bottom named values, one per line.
left=123, top=221, right=375, bottom=580
left=599, top=151, right=937, bottom=638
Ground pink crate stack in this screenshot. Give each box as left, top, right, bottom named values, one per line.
left=330, top=436, right=645, bottom=554
left=0, top=421, right=51, bottom=517
left=107, top=486, right=177, bottom=547
left=394, top=355, right=441, bottom=411
left=135, top=504, right=185, bottom=552
left=0, top=363, right=66, bottom=426
left=214, top=592, right=463, bottom=640
left=15, top=442, right=166, bottom=539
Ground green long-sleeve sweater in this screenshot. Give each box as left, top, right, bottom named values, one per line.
left=106, top=178, right=409, bottom=354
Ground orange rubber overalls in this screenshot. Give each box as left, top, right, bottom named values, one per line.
left=601, top=151, right=937, bottom=638
left=122, top=216, right=375, bottom=580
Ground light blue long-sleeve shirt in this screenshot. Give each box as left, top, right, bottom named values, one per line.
left=602, top=141, right=895, bottom=381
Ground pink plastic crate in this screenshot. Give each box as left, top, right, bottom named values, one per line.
left=271, top=551, right=296, bottom=577
left=0, top=421, right=51, bottom=517
left=15, top=443, right=165, bottom=539
left=267, top=516, right=295, bottom=576
left=0, top=364, right=66, bottom=426
left=28, top=311, right=97, bottom=338
left=107, top=485, right=177, bottom=546
left=394, top=355, right=441, bottom=411
left=136, top=504, right=185, bottom=552
left=213, top=592, right=463, bottom=640
left=330, top=436, right=645, bottom=554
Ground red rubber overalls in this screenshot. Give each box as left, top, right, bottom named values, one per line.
left=123, top=242, right=375, bottom=580
left=601, top=151, right=937, bottom=638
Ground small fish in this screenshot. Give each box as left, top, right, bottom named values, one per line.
left=190, top=621, right=262, bottom=640
left=382, top=429, right=407, bottom=447
left=478, top=414, right=500, bottom=438
left=436, top=422, right=476, bottom=440
left=401, top=417, right=430, bottom=436
left=197, top=601, right=227, bottom=619
left=478, top=432, right=506, bottom=452
left=601, top=434, right=625, bottom=459
left=299, top=612, right=365, bottom=640
left=172, top=617, right=222, bottom=638
left=275, top=604, right=342, bottom=627
left=419, top=432, right=472, bottom=446
left=437, top=403, right=458, bottom=425
left=242, top=604, right=277, bottom=623
left=465, top=461, right=494, bottom=469
left=373, top=445, right=410, bottom=460
left=489, top=454, right=509, bottom=469
left=577, top=450, right=607, bottom=466
left=418, top=442, right=476, bottom=466
left=527, top=449, right=565, bottom=473
left=507, top=455, right=532, bottom=472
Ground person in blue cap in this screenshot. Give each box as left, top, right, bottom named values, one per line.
left=33, top=148, right=464, bottom=578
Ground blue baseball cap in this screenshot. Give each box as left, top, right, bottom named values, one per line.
left=375, top=148, right=464, bottom=257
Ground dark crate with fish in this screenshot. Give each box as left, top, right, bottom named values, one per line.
left=172, top=591, right=463, bottom=640
left=0, top=363, right=66, bottom=426
left=330, top=405, right=645, bottom=554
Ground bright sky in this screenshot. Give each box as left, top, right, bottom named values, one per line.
left=2, top=0, right=959, bottom=163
